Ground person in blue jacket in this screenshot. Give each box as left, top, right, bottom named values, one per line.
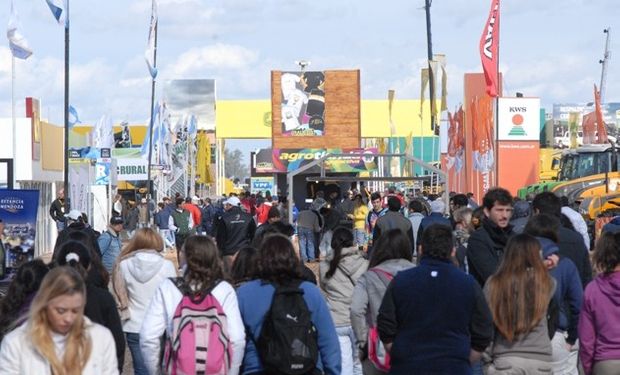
left=236, top=233, right=341, bottom=375
left=524, top=213, right=583, bottom=374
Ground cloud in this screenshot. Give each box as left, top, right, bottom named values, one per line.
left=167, top=43, right=259, bottom=76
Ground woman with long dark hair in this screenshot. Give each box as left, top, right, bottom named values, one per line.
left=111, top=227, right=176, bottom=375
left=0, top=260, right=49, bottom=342
left=319, top=227, right=367, bottom=375
left=579, top=231, right=620, bottom=374
left=350, top=229, right=414, bottom=374
left=140, top=235, right=245, bottom=375
left=237, top=233, right=341, bottom=374
left=230, top=246, right=259, bottom=288
left=0, top=266, right=118, bottom=374
left=484, top=233, right=555, bottom=373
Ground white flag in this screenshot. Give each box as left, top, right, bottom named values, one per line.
left=45, top=0, right=67, bottom=26
left=93, top=115, right=114, bottom=149
left=7, top=1, right=33, bottom=59
left=145, top=0, right=158, bottom=78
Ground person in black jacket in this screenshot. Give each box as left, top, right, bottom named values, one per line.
left=531, top=192, right=592, bottom=288
left=377, top=224, right=493, bottom=374
left=466, top=187, right=515, bottom=286
left=214, top=196, right=256, bottom=269
left=53, top=210, right=102, bottom=260
left=49, top=189, right=66, bottom=232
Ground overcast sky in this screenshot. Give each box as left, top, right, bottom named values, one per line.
left=1, top=0, right=618, bottom=155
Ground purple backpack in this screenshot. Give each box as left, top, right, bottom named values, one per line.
left=163, top=278, right=232, bottom=375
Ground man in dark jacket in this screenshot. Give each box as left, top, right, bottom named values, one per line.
left=466, top=187, right=515, bottom=286
left=373, top=196, right=415, bottom=254
left=532, top=192, right=592, bottom=287
left=377, top=224, right=493, bottom=374
left=49, top=188, right=66, bottom=232
left=417, top=199, right=451, bottom=243
left=214, top=196, right=256, bottom=268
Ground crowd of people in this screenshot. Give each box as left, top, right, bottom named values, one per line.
left=0, top=185, right=619, bottom=374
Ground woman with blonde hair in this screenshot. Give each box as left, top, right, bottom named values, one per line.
left=112, top=227, right=177, bottom=375
left=0, top=266, right=118, bottom=374
left=484, top=233, right=556, bottom=374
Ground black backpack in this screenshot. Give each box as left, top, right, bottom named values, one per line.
left=256, top=281, right=319, bottom=375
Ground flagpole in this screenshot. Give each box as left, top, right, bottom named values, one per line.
left=63, top=0, right=70, bottom=211
left=11, top=56, right=16, bottom=189
left=146, top=20, right=158, bottom=218
left=494, top=0, right=501, bottom=187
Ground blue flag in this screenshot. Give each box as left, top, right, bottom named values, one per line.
left=68, top=105, right=81, bottom=127
left=45, top=0, right=67, bottom=26
left=145, top=0, right=158, bottom=78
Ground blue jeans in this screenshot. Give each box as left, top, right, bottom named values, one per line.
left=354, top=229, right=366, bottom=247
left=298, top=227, right=316, bottom=262
left=126, top=332, right=148, bottom=375
left=336, top=325, right=363, bottom=375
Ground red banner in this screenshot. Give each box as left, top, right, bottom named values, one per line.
left=594, top=84, right=608, bottom=143
left=479, top=0, right=500, bottom=97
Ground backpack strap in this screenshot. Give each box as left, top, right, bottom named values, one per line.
left=169, top=277, right=219, bottom=303
left=369, top=268, right=394, bottom=287
left=337, top=264, right=356, bottom=286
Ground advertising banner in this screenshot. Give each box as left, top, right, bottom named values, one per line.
left=272, top=148, right=377, bottom=173
left=497, top=98, right=541, bottom=141
left=254, top=148, right=275, bottom=173
left=68, top=160, right=91, bottom=215
left=116, top=158, right=148, bottom=181
left=0, top=189, right=39, bottom=269
left=250, top=177, right=275, bottom=195
left=281, top=71, right=325, bottom=136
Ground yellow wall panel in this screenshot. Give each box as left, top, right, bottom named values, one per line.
left=41, top=122, right=64, bottom=171
left=216, top=100, right=272, bottom=139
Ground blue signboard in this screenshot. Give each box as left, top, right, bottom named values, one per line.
left=0, top=189, right=39, bottom=269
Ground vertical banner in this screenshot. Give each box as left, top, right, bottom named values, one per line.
left=281, top=71, right=325, bottom=136
left=0, top=189, right=39, bottom=269
left=568, top=112, right=580, bottom=149
left=69, top=160, right=91, bottom=214
left=479, top=0, right=500, bottom=97
left=497, top=97, right=541, bottom=195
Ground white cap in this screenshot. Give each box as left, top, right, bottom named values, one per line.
left=224, top=196, right=241, bottom=206
left=191, top=196, right=200, bottom=204
left=430, top=199, right=445, bottom=213
left=65, top=209, right=82, bottom=221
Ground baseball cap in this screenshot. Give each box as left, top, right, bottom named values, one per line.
left=191, top=196, right=200, bottom=204
left=110, top=216, right=124, bottom=225
left=430, top=199, right=446, bottom=213
left=65, top=209, right=82, bottom=221
left=224, top=196, right=241, bottom=206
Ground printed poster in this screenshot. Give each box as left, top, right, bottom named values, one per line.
left=0, top=189, right=39, bottom=269
left=281, top=71, right=325, bottom=136
left=250, top=177, right=275, bottom=195
left=272, top=148, right=377, bottom=173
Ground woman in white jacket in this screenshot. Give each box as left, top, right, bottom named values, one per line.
left=112, top=227, right=177, bottom=375
left=140, top=235, right=245, bottom=375
left=0, top=266, right=118, bottom=375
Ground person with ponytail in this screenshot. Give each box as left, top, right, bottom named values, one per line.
left=319, top=226, right=368, bottom=375
left=484, top=233, right=556, bottom=373
left=0, top=266, right=118, bottom=374
left=55, top=240, right=126, bottom=372
left=140, top=235, right=246, bottom=375
left=0, top=259, right=49, bottom=342
left=112, top=227, right=177, bottom=375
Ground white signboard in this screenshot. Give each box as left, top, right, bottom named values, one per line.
left=497, top=97, right=541, bottom=141
left=116, top=158, right=148, bottom=181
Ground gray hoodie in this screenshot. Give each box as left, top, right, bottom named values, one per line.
left=350, top=258, right=415, bottom=347
left=319, top=246, right=368, bottom=326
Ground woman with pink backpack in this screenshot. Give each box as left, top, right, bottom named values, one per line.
left=140, top=235, right=246, bottom=375
left=349, top=229, right=415, bottom=374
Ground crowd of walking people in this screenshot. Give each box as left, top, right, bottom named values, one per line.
left=1, top=185, right=620, bottom=374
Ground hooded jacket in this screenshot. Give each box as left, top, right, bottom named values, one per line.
left=0, top=317, right=118, bottom=375
left=538, top=237, right=583, bottom=344
left=350, top=258, right=414, bottom=348
left=116, top=250, right=177, bottom=333
left=578, top=272, right=620, bottom=375
left=319, top=246, right=368, bottom=326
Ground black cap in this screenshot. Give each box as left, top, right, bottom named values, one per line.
left=110, top=216, right=124, bottom=225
